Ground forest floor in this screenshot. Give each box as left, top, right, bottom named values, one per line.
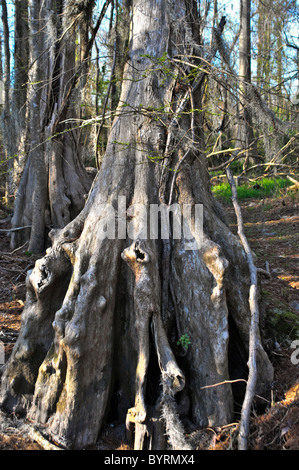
left=0, top=189, right=298, bottom=451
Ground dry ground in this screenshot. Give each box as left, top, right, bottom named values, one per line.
left=0, top=191, right=298, bottom=450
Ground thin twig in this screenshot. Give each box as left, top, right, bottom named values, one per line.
left=287, top=175, right=299, bottom=187
left=7, top=241, right=28, bottom=255
left=0, top=226, right=31, bottom=232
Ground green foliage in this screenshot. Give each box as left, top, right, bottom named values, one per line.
left=177, top=333, right=191, bottom=351
left=211, top=177, right=293, bottom=201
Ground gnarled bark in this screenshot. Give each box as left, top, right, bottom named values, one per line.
left=10, top=0, right=93, bottom=253
left=0, top=0, right=273, bottom=450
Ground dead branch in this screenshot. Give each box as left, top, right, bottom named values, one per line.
left=0, top=241, right=29, bottom=255
left=226, top=166, right=260, bottom=451
left=51, top=0, right=112, bottom=134
left=29, top=428, right=64, bottom=451
left=240, top=162, right=298, bottom=176
left=200, top=379, right=247, bottom=390
left=0, top=226, right=31, bottom=232
left=287, top=175, right=299, bottom=190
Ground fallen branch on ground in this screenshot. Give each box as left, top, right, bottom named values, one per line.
left=200, top=379, right=247, bottom=389
left=226, top=166, right=260, bottom=451
left=29, top=428, right=64, bottom=451
left=287, top=175, right=299, bottom=190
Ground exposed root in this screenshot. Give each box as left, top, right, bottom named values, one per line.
left=161, top=371, right=192, bottom=450
left=152, top=313, right=185, bottom=393
left=226, top=166, right=265, bottom=450
left=122, top=240, right=153, bottom=425
left=122, top=239, right=186, bottom=449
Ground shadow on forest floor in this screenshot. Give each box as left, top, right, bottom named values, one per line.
left=212, top=193, right=299, bottom=450
left=0, top=190, right=298, bottom=450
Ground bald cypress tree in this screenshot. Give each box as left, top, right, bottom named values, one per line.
left=0, top=0, right=273, bottom=450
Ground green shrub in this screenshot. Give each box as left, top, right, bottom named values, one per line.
left=211, top=177, right=293, bottom=201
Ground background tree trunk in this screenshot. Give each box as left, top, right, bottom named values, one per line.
left=10, top=0, right=93, bottom=252
left=1, top=0, right=29, bottom=202
left=237, top=0, right=256, bottom=167
left=0, top=0, right=273, bottom=450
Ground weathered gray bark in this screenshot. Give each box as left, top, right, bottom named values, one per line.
left=0, top=0, right=273, bottom=450
left=237, top=0, right=256, bottom=167
left=10, top=0, right=92, bottom=252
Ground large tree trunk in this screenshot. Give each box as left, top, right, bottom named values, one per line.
left=10, top=0, right=92, bottom=253
left=0, top=0, right=273, bottom=450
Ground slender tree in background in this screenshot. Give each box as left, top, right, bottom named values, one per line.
left=7, top=0, right=100, bottom=253
left=0, top=0, right=273, bottom=450
left=94, top=0, right=132, bottom=167
left=237, top=0, right=255, bottom=167
left=1, top=0, right=29, bottom=203
left=1, top=0, right=12, bottom=199
left=254, top=0, right=298, bottom=163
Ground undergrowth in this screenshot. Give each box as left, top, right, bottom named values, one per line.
left=211, top=177, right=293, bottom=201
